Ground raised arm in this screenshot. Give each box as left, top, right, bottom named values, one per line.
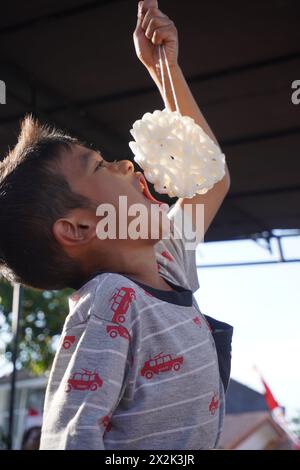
left=133, top=0, right=230, bottom=239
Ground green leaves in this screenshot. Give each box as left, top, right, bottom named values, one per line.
left=0, top=279, right=73, bottom=375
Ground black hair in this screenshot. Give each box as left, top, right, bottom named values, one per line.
left=0, top=115, right=92, bottom=290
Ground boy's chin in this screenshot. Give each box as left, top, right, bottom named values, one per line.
left=145, top=215, right=172, bottom=244
left=126, top=218, right=170, bottom=245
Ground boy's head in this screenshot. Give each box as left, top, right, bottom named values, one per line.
left=0, top=116, right=167, bottom=291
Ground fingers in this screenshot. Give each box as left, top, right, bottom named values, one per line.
left=141, top=6, right=168, bottom=29
left=141, top=7, right=173, bottom=39
left=136, top=1, right=177, bottom=47
left=151, top=24, right=177, bottom=46
left=144, top=16, right=174, bottom=42
left=140, top=0, right=158, bottom=15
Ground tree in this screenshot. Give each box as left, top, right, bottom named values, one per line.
left=0, top=425, right=9, bottom=450
left=0, top=278, right=73, bottom=375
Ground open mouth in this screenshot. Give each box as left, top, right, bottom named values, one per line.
left=136, top=173, right=163, bottom=206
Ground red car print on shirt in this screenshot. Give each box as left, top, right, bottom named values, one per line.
left=70, top=292, right=81, bottom=303
left=101, top=414, right=112, bottom=433
left=161, top=250, right=174, bottom=262
left=209, top=394, right=220, bottom=415
left=109, top=287, right=136, bottom=323
left=141, top=352, right=184, bottom=379
left=106, top=324, right=130, bottom=341
left=65, top=369, right=103, bottom=393
left=205, top=318, right=212, bottom=332
left=193, top=316, right=202, bottom=328
left=63, top=335, right=76, bottom=349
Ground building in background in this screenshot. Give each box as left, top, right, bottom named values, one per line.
left=0, top=371, right=46, bottom=450
left=220, top=379, right=295, bottom=449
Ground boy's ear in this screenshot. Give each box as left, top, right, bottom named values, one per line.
left=53, top=209, right=97, bottom=248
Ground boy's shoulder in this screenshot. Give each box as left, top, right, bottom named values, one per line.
left=154, top=203, right=200, bottom=293
left=64, top=272, right=142, bottom=330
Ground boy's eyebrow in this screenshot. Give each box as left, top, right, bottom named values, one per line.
left=79, top=151, right=94, bottom=171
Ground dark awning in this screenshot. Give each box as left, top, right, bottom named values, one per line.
left=0, top=0, right=299, bottom=241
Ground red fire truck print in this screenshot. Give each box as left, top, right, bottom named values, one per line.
left=209, top=393, right=220, bottom=415
left=63, top=335, right=76, bottom=349
left=161, top=250, right=174, bottom=262
left=205, top=318, right=212, bottom=332
left=141, top=352, right=184, bottom=379
left=70, top=292, right=81, bottom=303
left=65, top=369, right=103, bottom=393
left=109, top=287, right=136, bottom=323
left=193, top=316, right=202, bottom=328
left=101, top=414, right=112, bottom=433
left=106, top=324, right=130, bottom=341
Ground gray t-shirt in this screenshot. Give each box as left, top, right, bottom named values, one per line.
left=39, top=204, right=226, bottom=450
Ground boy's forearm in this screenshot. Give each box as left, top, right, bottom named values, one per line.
left=147, top=63, right=230, bottom=187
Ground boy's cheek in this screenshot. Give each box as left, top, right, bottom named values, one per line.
left=95, top=184, right=168, bottom=241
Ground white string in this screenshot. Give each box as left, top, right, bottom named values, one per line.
left=158, top=44, right=180, bottom=113
left=158, top=44, right=167, bottom=108
left=161, top=45, right=180, bottom=113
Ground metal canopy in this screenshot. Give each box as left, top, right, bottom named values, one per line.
left=0, top=0, right=299, bottom=241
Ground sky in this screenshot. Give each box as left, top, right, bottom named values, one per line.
left=194, top=233, right=300, bottom=422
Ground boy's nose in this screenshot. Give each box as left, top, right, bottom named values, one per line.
left=116, top=159, right=134, bottom=175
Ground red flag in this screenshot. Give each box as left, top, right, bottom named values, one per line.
left=253, top=365, right=280, bottom=411
left=261, top=377, right=280, bottom=411
left=254, top=366, right=300, bottom=450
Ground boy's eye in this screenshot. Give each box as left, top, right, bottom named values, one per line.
left=94, top=160, right=104, bottom=171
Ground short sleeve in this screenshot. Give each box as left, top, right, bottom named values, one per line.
left=39, top=275, right=135, bottom=450
left=155, top=202, right=200, bottom=293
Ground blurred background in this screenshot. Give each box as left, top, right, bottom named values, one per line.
left=0, top=0, right=299, bottom=450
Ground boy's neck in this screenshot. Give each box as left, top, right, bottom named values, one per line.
left=85, top=243, right=174, bottom=292
left=126, top=272, right=174, bottom=291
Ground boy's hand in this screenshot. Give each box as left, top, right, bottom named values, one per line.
left=133, top=0, right=179, bottom=73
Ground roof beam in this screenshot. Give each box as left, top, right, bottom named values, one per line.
left=0, top=60, right=124, bottom=158
left=1, top=51, right=299, bottom=117
left=0, top=0, right=122, bottom=36
left=227, top=185, right=300, bottom=199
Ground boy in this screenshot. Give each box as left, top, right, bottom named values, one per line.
left=0, top=0, right=233, bottom=449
